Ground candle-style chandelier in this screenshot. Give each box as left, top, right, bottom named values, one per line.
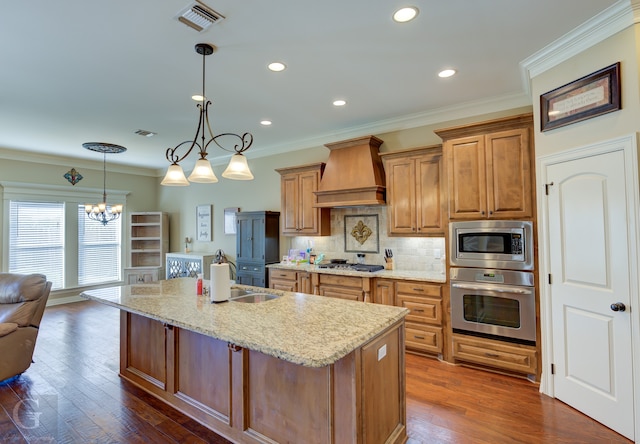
left=161, top=43, right=254, bottom=186
left=83, top=142, right=126, bottom=225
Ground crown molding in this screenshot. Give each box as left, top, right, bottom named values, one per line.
left=520, top=0, right=633, bottom=95
left=0, top=147, right=157, bottom=176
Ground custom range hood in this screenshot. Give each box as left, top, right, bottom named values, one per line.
left=314, top=135, right=386, bottom=208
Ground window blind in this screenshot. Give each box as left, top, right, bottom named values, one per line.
left=9, top=201, right=65, bottom=289
left=77, top=205, right=121, bottom=285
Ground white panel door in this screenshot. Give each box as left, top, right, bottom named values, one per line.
left=546, top=149, right=634, bottom=440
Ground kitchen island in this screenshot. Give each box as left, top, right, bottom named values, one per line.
left=81, top=278, right=409, bottom=444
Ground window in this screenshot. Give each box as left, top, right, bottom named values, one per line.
left=3, top=182, right=127, bottom=291
left=78, top=205, right=121, bottom=285
left=9, top=201, right=65, bottom=289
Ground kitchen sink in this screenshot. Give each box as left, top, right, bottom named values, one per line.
left=229, top=291, right=280, bottom=303
left=229, top=288, right=252, bottom=298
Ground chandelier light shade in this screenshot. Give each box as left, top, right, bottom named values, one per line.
left=161, top=43, right=254, bottom=186
left=83, top=142, right=126, bottom=225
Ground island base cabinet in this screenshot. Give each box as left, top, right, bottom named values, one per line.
left=120, top=312, right=407, bottom=444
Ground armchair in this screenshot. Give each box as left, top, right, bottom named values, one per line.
left=0, top=273, right=51, bottom=382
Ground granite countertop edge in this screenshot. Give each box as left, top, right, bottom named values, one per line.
left=81, top=281, right=409, bottom=368
left=267, top=262, right=447, bottom=283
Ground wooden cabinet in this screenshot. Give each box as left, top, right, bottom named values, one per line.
left=120, top=310, right=407, bottom=444
left=435, top=114, right=534, bottom=220
left=374, top=278, right=395, bottom=306
left=236, top=211, right=280, bottom=288
left=452, top=333, right=537, bottom=376
left=268, top=268, right=313, bottom=293
left=166, top=252, right=215, bottom=279
left=276, top=163, right=330, bottom=236
left=316, top=274, right=371, bottom=302
left=375, top=279, right=445, bottom=356
left=269, top=269, right=299, bottom=292
left=128, top=212, right=168, bottom=277
left=380, top=146, right=445, bottom=236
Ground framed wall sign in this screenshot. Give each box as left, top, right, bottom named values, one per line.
left=540, top=62, right=621, bottom=132
left=196, top=204, right=212, bottom=241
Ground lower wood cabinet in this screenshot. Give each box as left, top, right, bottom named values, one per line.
left=120, top=311, right=407, bottom=443
left=269, top=269, right=299, bottom=292
left=316, top=274, right=370, bottom=302
left=374, top=279, right=445, bottom=358
left=452, top=333, right=537, bottom=376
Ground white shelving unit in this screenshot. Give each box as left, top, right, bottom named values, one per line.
left=124, top=212, right=169, bottom=284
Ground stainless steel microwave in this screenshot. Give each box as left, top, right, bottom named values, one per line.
left=449, top=220, right=534, bottom=271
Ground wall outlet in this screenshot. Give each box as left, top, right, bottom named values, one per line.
left=434, top=249, right=441, bottom=259
left=377, top=344, right=387, bottom=361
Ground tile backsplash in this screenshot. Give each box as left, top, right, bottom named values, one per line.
left=288, top=207, right=446, bottom=274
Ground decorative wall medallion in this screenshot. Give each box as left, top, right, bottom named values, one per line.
left=351, top=220, right=372, bottom=245
left=64, top=168, right=83, bottom=185
left=344, top=214, right=379, bottom=253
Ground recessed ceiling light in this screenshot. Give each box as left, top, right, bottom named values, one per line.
left=438, top=69, right=456, bottom=78
left=393, top=7, right=419, bottom=23
left=261, top=120, right=272, bottom=126
left=333, top=99, right=346, bottom=107
left=268, top=62, right=286, bottom=72
left=192, top=94, right=206, bottom=101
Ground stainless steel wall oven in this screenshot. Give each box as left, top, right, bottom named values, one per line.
left=450, top=267, right=536, bottom=345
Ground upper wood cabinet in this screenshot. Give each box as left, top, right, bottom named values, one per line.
left=380, top=146, right=445, bottom=236
left=435, top=114, right=534, bottom=220
left=276, top=163, right=331, bottom=236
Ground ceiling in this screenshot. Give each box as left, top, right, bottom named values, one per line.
left=0, top=0, right=621, bottom=172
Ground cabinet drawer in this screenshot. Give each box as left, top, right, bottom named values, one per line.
left=405, top=323, right=442, bottom=354
left=318, top=285, right=363, bottom=301
left=396, top=281, right=441, bottom=298
left=318, top=274, right=362, bottom=288
left=452, top=334, right=537, bottom=375
left=238, top=263, right=265, bottom=274
left=397, top=295, right=442, bottom=326
left=269, top=269, right=297, bottom=281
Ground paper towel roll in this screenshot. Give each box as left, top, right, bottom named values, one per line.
left=209, top=263, right=231, bottom=303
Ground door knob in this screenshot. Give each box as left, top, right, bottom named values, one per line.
left=611, top=302, right=626, bottom=312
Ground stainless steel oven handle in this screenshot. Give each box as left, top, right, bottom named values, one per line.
left=451, top=282, right=533, bottom=295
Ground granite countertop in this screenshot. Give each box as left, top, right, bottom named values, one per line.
left=267, top=262, right=447, bottom=283
left=80, top=278, right=408, bottom=368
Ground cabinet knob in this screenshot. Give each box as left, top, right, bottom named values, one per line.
left=489, top=210, right=493, bottom=215
left=481, top=211, right=485, bottom=215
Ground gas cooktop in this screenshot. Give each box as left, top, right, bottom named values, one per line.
left=316, top=263, right=385, bottom=273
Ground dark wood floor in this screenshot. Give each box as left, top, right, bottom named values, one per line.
left=0, top=301, right=631, bottom=444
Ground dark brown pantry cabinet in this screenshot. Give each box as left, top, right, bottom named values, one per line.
left=235, top=211, right=280, bottom=288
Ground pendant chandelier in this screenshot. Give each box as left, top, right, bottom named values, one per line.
left=83, top=142, right=126, bottom=225
left=161, top=43, right=254, bottom=186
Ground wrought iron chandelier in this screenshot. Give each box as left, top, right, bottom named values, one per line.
left=83, top=142, right=126, bottom=225
left=161, top=43, right=254, bottom=186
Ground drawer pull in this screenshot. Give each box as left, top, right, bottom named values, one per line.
left=414, top=335, right=425, bottom=340
left=485, top=352, right=500, bottom=358
left=413, top=288, right=425, bottom=292
left=413, top=309, right=425, bottom=313
left=279, top=273, right=287, bottom=277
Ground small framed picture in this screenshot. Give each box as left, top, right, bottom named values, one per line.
left=196, top=204, right=212, bottom=241
left=224, top=207, right=239, bottom=234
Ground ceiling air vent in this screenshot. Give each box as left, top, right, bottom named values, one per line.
left=135, top=129, right=156, bottom=137
left=175, top=1, right=225, bottom=33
